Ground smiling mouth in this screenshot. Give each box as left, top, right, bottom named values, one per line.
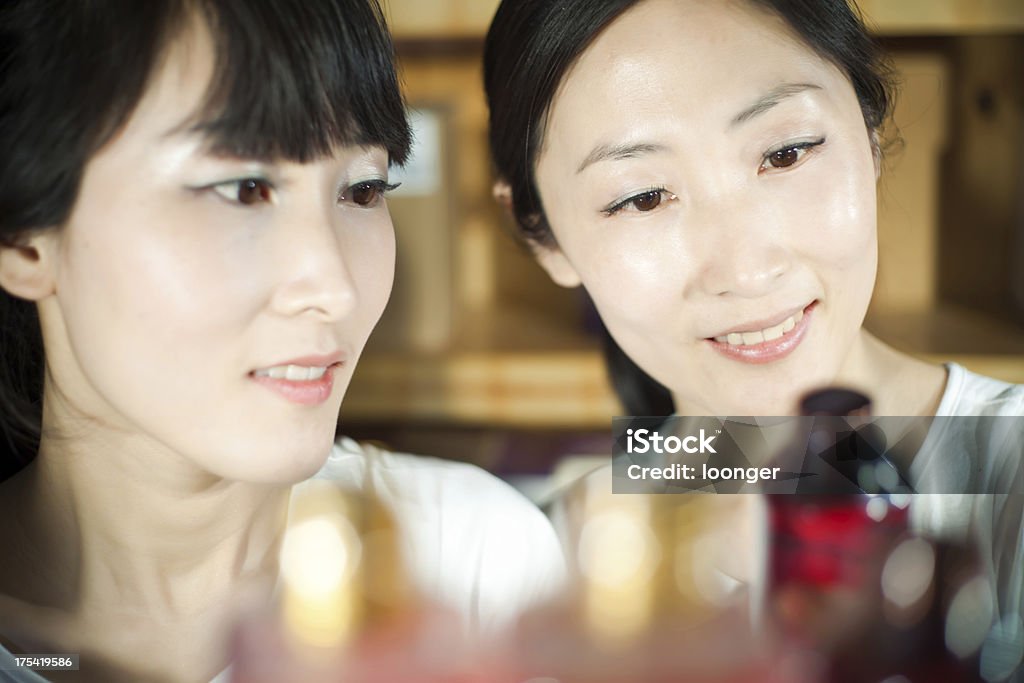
left=248, top=362, right=344, bottom=406
left=703, top=302, right=816, bottom=365
left=712, top=308, right=805, bottom=346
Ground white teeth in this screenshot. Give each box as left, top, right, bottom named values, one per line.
left=254, top=364, right=328, bottom=381
left=763, top=323, right=784, bottom=341
left=713, top=310, right=803, bottom=346
left=741, top=331, right=764, bottom=345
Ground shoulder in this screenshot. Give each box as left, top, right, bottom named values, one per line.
left=938, top=363, right=1024, bottom=417
left=911, top=364, right=1023, bottom=496
left=314, top=437, right=556, bottom=518
left=304, top=438, right=567, bottom=634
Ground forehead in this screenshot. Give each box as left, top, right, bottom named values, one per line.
left=113, top=16, right=218, bottom=149
left=541, top=0, right=851, bottom=153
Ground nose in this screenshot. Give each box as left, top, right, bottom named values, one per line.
left=691, top=194, right=793, bottom=299
left=268, top=203, right=357, bottom=322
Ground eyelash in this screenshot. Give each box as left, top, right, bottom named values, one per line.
left=207, top=178, right=401, bottom=208
left=338, top=180, right=401, bottom=208
left=759, top=137, right=826, bottom=173
left=603, top=187, right=677, bottom=216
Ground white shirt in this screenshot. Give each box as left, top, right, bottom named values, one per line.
left=908, top=364, right=1024, bottom=682
left=0, top=438, right=567, bottom=682
left=313, top=437, right=567, bottom=635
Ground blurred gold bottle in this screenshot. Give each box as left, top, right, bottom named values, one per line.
left=278, top=480, right=413, bottom=653
left=513, top=470, right=808, bottom=683
left=231, top=481, right=428, bottom=683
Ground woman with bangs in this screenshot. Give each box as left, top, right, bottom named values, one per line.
left=0, top=1, right=563, bottom=681
left=484, top=0, right=1024, bottom=673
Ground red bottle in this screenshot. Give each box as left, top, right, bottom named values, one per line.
left=768, top=388, right=985, bottom=682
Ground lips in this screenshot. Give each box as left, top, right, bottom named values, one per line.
left=705, top=302, right=816, bottom=365
left=713, top=308, right=804, bottom=346
left=249, top=352, right=346, bottom=406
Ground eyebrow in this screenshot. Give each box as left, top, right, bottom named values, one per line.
left=574, top=82, right=823, bottom=174
left=729, top=82, right=823, bottom=128
left=576, top=142, right=668, bottom=174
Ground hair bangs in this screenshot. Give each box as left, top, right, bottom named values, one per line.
left=188, top=0, right=412, bottom=165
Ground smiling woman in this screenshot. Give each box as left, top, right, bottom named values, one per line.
left=487, top=0, right=915, bottom=418
left=0, top=1, right=564, bottom=681
left=484, top=0, right=1024, bottom=672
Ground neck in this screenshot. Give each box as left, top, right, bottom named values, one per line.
left=2, top=418, right=291, bottom=620
left=833, top=330, right=947, bottom=417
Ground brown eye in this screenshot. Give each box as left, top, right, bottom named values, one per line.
left=632, top=190, right=663, bottom=212
left=350, top=182, right=380, bottom=207
left=212, top=178, right=273, bottom=205
left=238, top=179, right=272, bottom=204
left=604, top=188, right=676, bottom=216
left=340, top=181, right=397, bottom=208
left=760, top=139, right=825, bottom=173
left=768, top=148, right=800, bottom=168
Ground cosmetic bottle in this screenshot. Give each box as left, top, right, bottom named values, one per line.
left=767, top=388, right=987, bottom=681
left=767, top=389, right=908, bottom=650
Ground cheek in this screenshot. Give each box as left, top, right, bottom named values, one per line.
left=781, top=145, right=878, bottom=277
left=818, top=164, right=878, bottom=282
left=55, top=215, right=258, bottom=386
left=346, top=221, right=396, bottom=333
left=565, top=225, right=685, bottom=330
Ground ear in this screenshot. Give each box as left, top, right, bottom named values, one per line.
left=531, top=241, right=582, bottom=288
left=0, top=231, right=59, bottom=301
left=492, top=179, right=514, bottom=214
left=493, top=178, right=583, bottom=288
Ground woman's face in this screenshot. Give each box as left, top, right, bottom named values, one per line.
left=36, top=25, right=396, bottom=483
left=533, top=0, right=880, bottom=415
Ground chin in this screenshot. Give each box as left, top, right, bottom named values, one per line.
left=203, top=435, right=335, bottom=485
left=713, top=384, right=806, bottom=417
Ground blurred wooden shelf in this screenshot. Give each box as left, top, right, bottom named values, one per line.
left=868, top=304, right=1024, bottom=382
left=383, top=0, right=1024, bottom=40
left=341, top=350, right=619, bottom=428
left=384, top=0, right=499, bottom=40
left=858, top=0, right=1024, bottom=35
left=868, top=304, right=1024, bottom=355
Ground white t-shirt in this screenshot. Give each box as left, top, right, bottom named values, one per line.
left=908, top=364, right=1024, bottom=682
left=312, top=437, right=567, bottom=634
left=0, top=438, right=567, bottom=683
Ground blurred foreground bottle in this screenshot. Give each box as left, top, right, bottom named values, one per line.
left=509, top=474, right=816, bottom=683
left=229, top=480, right=477, bottom=683
left=768, top=388, right=989, bottom=682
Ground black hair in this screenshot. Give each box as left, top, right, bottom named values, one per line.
left=484, top=0, right=896, bottom=416
left=0, top=0, right=412, bottom=479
